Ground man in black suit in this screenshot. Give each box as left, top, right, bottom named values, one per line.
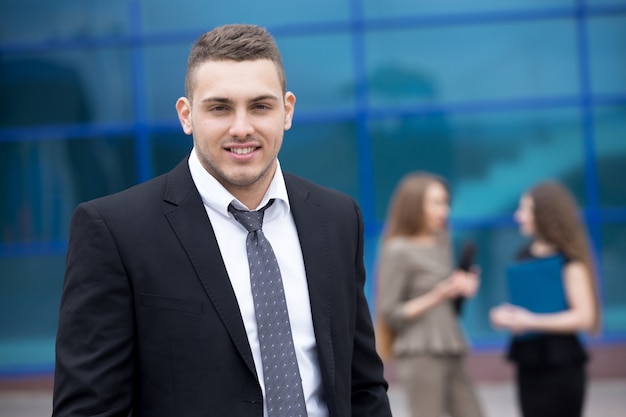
left=53, top=24, right=392, bottom=417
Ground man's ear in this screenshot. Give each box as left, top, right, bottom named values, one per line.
left=283, top=91, right=296, bottom=130
left=176, top=97, right=193, bottom=135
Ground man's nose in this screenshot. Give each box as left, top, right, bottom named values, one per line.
left=229, top=112, right=254, bottom=138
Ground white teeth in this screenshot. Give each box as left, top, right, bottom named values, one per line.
left=230, top=147, right=255, bottom=155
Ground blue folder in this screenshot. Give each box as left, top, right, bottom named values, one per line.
left=506, top=255, right=568, bottom=338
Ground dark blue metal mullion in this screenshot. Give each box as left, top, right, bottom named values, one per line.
left=128, top=0, right=151, bottom=183
left=574, top=1, right=605, bottom=295
left=349, top=0, right=379, bottom=306
left=349, top=0, right=377, bottom=234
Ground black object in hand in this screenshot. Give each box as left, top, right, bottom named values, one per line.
left=458, top=241, right=477, bottom=272
left=453, top=241, right=477, bottom=315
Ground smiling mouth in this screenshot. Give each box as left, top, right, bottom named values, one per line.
left=229, top=146, right=256, bottom=155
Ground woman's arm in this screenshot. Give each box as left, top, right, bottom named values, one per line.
left=402, top=270, right=471, bottom=320
left=490, top=261, right=596, bottom=334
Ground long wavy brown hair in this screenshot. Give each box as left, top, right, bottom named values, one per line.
left=528, top=180, right=601, bottom=333
left=383, top=172, right=450, bottom=241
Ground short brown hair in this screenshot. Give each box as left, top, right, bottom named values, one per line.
left=184, top=24, right=286, bottom=99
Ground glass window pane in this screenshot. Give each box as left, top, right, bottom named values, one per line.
left=370, top=108, right=587, bottom=222
left=0, top=0, right=129, bottom=44
left=363, top=0, right=575, bottom=18
left=1, top=48, right=133, bottom=127
left=0, top=255, right=65, bottom=372
left=600, top=222, right=626, bottom=335
left=588, top=15, right=626, bottom=94
left=0, top=137, right=137, bottom=244
left=279, top=33, right=356, bottom=112
left=140, top=0, right=350, bottom=35
left=595, top=105, right=626, bottom=207
left=144, top=44, right=189, bottom=122
left=587, top=0, right=626, bottom=5
left=150, top=132, right=193, bottom=177
left=279, top=120, right=360, bottom=200
left=365, top=19, right=579, bottom=106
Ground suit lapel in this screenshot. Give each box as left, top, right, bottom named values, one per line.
left=284, top=175, right=336, bottom=392
left=162, top=160, right=257, bottom=376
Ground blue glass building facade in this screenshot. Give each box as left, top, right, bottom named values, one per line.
left=1, top=0, right=625, bottom=374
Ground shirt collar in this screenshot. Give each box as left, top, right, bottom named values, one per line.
left=188, top=147, right=290, bottom=217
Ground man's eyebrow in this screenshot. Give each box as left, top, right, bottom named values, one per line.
left=250, top=94, right=280, bottom=103
left=200, top=96, right=232, bottom=104
left=199, top=95, right=280, bottom=105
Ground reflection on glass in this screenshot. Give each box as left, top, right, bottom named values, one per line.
left=588, top=15, right=626, bottom=94
left=140, top=0, right=349, bottom=35
left=0, top=137, right=136, bottom=244
left=144, top=44, right=190, bottom=122
left=279, top=33, right=355, bottom=112
left=600, top=223, right=626, bottom=333
left=280, top=120, right=360, bottom=199
left=365, top=19, right=578, bottom=106
left=363, top=0, right=575, bottom=18
left=370, top=108, right=587, bottom=221
left=594, top=105, right=626, bottom=207
left=1, top=48, right=133, bottom=127
left=0, top=0, right=129, bottom=44
left=150, top=132, right=194, bottom=177
left=0, top=256, right=65, bottom=369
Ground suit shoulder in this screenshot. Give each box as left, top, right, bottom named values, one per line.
left=283, top=172, right=356, bottom=205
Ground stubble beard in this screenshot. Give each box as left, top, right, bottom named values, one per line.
left=195, top=144, right=276, bottom=194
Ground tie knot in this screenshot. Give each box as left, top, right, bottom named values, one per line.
left=228, top=199, right=275, bottom=233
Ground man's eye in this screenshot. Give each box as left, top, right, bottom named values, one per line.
left=254, top=104, right=270, bottom=110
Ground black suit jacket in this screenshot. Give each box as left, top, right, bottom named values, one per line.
left=53, top=158, right=391, bottom=417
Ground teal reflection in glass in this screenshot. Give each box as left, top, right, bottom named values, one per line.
left=588, top=15, right=626, bottom=94
left=1, top=48, right=133, bottom=127
left=279, top=33, right=355, bottom=112
left=370, top=108, right=586, bottom=222
left=600, top=223, right=626, bottom=334
left=363, top=0, right=575, bottom=18
left=150, top=132, right=194, bottom=177
left=594, top=105, right=626, bottom=207
left=0, top=0, right=129, bottom=44
left=140, top=0, right=350, bottom=35
left=0, top=137, right=136, bottom=244
left=370, top=113, right=455, bottom=222
left=587, top=0, right=626, bottom=5
left=144, top=43, right=190, bottom=122
left=0, top=255, right=65, bottom=371
left=365, top=19, right=579, bottom=106
left=279, top=120, right=359, bottom=200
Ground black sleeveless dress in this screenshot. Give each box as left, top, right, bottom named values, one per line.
left=505, top=247, right=588, bottom=417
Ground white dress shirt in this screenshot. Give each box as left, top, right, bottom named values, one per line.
left=188, top=149, right=328, bottom=417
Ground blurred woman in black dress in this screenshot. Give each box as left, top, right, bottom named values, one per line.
left=490, top=180, right=600, bottom=417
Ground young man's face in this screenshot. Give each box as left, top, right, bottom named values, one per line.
left=176, top=59, right=295, bottom=206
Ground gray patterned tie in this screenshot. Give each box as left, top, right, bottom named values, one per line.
left=228, top=200, right=308, bottom=417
